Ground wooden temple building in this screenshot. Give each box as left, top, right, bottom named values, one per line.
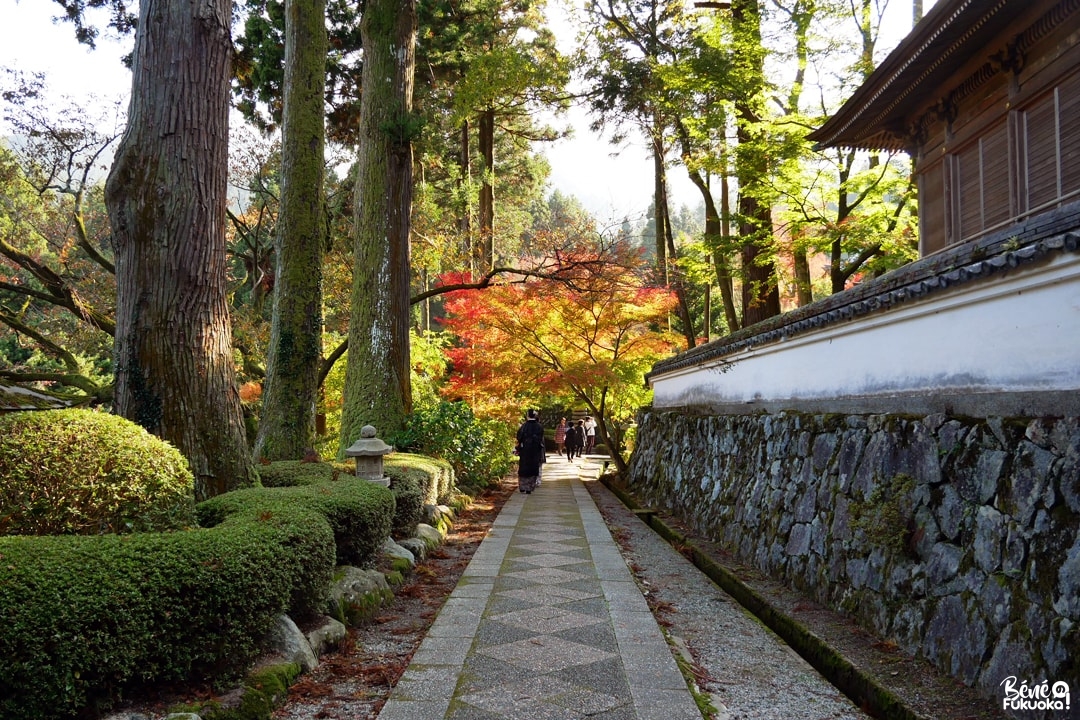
left=633, top=0, right=1080, bottom=702
left=646, top=0, right=1080, bottom=420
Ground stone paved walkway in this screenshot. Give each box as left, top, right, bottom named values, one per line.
left=377, top=454, right=702, bottom=720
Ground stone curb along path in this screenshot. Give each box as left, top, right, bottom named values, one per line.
left=377, top=456, right=704, bottom=720
left=595, top=475, right=1008, bottom=720
left=598, top=474, right=913, bottom=719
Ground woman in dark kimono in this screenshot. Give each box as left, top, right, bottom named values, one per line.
left=516, top=409, right=544, bottom=494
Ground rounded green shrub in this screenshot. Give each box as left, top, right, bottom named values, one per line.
left=387, top=400, right=513, bottom=489
left=257, top=460, right=342, bottom=487
left=388, top=474, right=424, bottom=538
left=385, top=452, right=454, bottom=504
left=0, top=504, right=335, bottom=720
left=0, top=409, right=195, bottom=536
left=197, top=478, right=395, bottom=568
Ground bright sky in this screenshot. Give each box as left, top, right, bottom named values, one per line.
left=0, top=0, right=927, bottom=222
left=0, top=1, right=132, bottom=100
left=0, top=0, right=672, bottom=222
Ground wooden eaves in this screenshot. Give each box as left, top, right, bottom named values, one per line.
left=807, top=0, right=1037, bottom=152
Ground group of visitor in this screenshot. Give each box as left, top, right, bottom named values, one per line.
left=553, top=416, right=595, bottom=461
left=516, top=411, right=599, bottom=493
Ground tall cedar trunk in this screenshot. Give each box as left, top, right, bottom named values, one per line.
left=652, top=123, right=694, bottom=347
left=651, top=130, right=667, bottom=280
left=661, top=178, right=696, bottom=348
left=677, top=114, right=739, bottom=334
left=706, top=194, right=739, bottom=331
left=339, top=0, right=417, bottom=450
left=718, top=156, right=739, bottom=331
left=478, top=108, right=495, bottom=271
left=785, top=0, right=814, bottom=309
left=459, top=119, right=472, bottom=270
left=738, top=191, right=780, bottom=326
left=254, top=0, right=327, bottom=460
left=733, top=0, right=781, bottom=327
left=793, top=247, right=813, bottom=306
left=105, top=0, right=256, bottom=499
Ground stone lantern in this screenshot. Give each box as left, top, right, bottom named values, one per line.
left=344, top=425, right=393, bottom=486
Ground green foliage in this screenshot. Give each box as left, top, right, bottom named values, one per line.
left=0, top=409, right=195, bottom=536
left=384, top=451, right=455, bottom=504
left=387, top=474, right=425, bottom=538
left=257, top=460, right=343, bottom=487
left=387, top=400, right=514, bottom=490
left=0, top=504, right=334, bottom=720
left=196, top=478, right=394, bottom=568
left=233, top=0, right=363, bottom=141
left=379, top=111, right=427, bottom=145
left=410, top=329, right=450, bottom=412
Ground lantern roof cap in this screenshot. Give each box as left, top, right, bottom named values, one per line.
left=344, top=425, right=393, bottom=457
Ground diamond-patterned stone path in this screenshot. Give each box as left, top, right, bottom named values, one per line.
left=377, top=455, right=702, bottom=720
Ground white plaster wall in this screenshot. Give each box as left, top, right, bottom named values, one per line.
left=650, top=253, right=1080, bottom=411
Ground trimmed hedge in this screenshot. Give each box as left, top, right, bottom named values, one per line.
left=389, top=476, right=424, bottom=538
left=0, top=504, right=334, bottom=720
left=197, top=479, right=395, bottom=569
left=0, top=460, right=405, bottom=719
left=256, top=460, right=344, bottom=487
left=385, top=452, right=454, bottom=506
left=0, top=409, right=195, bottom=536
left=384, top=453, right=454, bottom=537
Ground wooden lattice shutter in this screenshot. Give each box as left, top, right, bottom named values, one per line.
left=1023, top=91, right=1060, bottom=211
left=920, top=159, right=947, bottom=255
left=957, top=141, right=982, bottom=239
left=1058, top=72, right=1080, bottom=197
left=982, top=121, right=1011, bottom=230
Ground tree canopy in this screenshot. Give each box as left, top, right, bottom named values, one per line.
left=0, top=0, right=923, bottom=490
left=438, top=235, right=679, bottom=472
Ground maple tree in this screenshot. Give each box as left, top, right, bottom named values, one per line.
left=439, top=239, right=679, bottom=474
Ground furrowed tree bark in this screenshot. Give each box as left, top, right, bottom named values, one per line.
left=732, top=0, right=781, bottom=327
left=105, top=0, right=257, bottom=499
left=339, top=0, right=417, bottom=451
left=254, top=0, right=328, bottom=461
left=459, top=119, right=473, bottom=270
left=478, top=107, right=495, bottom=272
left=651, top=127, right=668, bottom=282
left=676, top=115, right=739, bottom=335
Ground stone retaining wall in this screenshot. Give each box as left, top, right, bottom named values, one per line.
left=627, top=409, right=1079, bottom=697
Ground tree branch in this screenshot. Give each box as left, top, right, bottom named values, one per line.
left=837, top=241, right=883, bottom=285
left=0, top=369, right=103, bottom=398
left=319, top=339, right=349, bottom=388
left=0, top=307, right=83, bottom=374
left=0, top=237, right=116, bottom=335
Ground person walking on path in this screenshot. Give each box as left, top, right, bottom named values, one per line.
left=554, top=417, right=568, bottom=457
left=584, top=415, right=597, bottom=454
left=565, top=419, right=585, bottom=460
left=562, top=420, right=577, bottom=461
left=515, top=409, right=544, bottom=493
